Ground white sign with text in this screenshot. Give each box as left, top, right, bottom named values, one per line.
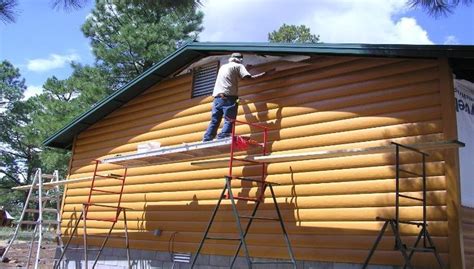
left=455, top=79, right=474, bottom=208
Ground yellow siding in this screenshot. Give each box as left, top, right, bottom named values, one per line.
left=62, top=56, right=456, bottom=267
left=463, top=206, right=474, bottom=268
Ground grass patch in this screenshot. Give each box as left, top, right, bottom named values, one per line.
left=0, top=227, right=59, bottom=242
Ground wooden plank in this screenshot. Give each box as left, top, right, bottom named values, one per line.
left=55, top=230, right=450, bottom=252
left=60, top=236, right=449, bottom=267
left=59, top=219, right=448, bottom=236
left=438, top=57, right=464, bottom=269
left=462, top=206, right=474, bottom=221
left=75, top=78, right=439, bottom=151
left=62, top=185, right=447, bottom=211
left=76, top=61, right=437, bottom=145
left=191, top=140, right=464, bottom=166
left=13, top=176, right=93, bottom=190
left=101, top=138, right=234, bottom=166
left=254, top=140, right=463, bottom=162
left=14, top=138, right=249, bottom=190
left=71, top=84, right=442, bottom=158
left=82, top=57, right=388, bottom=135
left=14, top=166, right=145, bottom=190
left=463, top=214, right=474, bottom=258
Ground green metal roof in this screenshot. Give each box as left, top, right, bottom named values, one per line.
left=44, top=41, right=474, bottom=149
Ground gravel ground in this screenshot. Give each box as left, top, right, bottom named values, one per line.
left=0, top=240, right=58, bottom=268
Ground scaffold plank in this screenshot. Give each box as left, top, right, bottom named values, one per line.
left=13, top=140, right=464, bottom=190
left=191, top=140, right=464, bottom=166
left=101, top=138, right=235, bottom=166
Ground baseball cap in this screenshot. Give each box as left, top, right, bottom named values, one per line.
left=231, top=52, right=243, bottom=59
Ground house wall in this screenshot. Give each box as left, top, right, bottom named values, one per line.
left=61, top=55, right=460, bottom=267
left=463, top=206, right=474, bottom=268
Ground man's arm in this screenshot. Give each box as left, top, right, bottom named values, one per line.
left=241, top=67, right=276, bottom=80
left=244, top=72, right=265, bottom=79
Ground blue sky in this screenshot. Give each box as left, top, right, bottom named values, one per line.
left=0, top=0, right=473, bottom=98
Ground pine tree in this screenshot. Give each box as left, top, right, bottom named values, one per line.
left=268, top=24, right=320, bottom=44
left=0, top=1, right=204, bottom=216
left=0, top=0, right=16, bottom=23
left=0, top=60, right=37, bottom=215
left=82, top=0, right=203, bottom=84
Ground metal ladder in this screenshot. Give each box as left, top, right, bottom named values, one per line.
left=55, top=160, right=131, bottom=269
left=191, top=119, right=297, bottom=268
left=1, top=169, right=64, bottom=269
left=363, top=142, right=445, bottom=268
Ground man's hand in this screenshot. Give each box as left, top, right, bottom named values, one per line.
left=250, top=68, right=276, bottom=79
left=251, top=72, right=266, bottom=79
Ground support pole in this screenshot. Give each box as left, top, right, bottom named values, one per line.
left=82, top=205, right=88, bottom=269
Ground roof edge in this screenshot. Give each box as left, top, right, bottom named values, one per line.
left=43, top=42, right=194, bottom=149
left=43, top=41, right=474, bottom=149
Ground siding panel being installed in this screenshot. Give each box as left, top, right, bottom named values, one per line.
left=62, top=56, right=451, bottom=267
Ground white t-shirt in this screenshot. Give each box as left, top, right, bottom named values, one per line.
left=212, top=62, right=251, bottom=97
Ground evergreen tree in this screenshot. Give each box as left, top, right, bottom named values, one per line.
left=28, top=64, right=114, bottom=173
left=0, top=60, right=30, bottom=182
left=0, top=1, right=204, bottom=216
left=82, top=0, right=203, bottom=84
left=408, top=0, right=472, bottom=17
left=0, top=60, right=37, bottom=215
left=0, top=60, right=23, bottom=109
left=52, top=0, right=202, bottom=11
left=0, top=61, right=113, bottom=215
left=268, top=24, right=320, bottom=43
left=1, top=0, right=201, bottom=24
left=0, top=0, right=16, bottom=24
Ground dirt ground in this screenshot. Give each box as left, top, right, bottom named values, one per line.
left=0, top=240, right=58, bottom=268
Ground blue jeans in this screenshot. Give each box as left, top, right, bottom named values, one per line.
left=203, top=96, right=238, bottom=141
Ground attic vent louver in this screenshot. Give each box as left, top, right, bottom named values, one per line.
left=191, top=61, right=219, bottom=98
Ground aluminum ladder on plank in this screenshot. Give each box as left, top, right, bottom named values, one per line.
left=190, top=118, right=297, bottom=269
left=0, top=169, right=64, bottom=269
left=54, top=160, right=131, bottom=269
left=363, top=142, right=445, bottom=269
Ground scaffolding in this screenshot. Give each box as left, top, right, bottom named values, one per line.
left=11, top=132, right=463, bottom=268
left=363, top=142, right=445, bottom=268
left=1, top=169, right=63, bottom=269
left=190, top=118, right=297, bottom=269
left=55, top=160, right=131, bottom=269
left=100, top=118, right=298, bottom=268
left=98, top=136, right=463, bottom=268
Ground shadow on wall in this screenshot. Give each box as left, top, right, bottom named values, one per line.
left=65, top=114, right=450, bottom=267
left=62, top=57, right=451, bottom=268
left=69, top=55, right=442, bottom=174
left=369, top=126, right=449, bottom=267
left=61, top=143, right=449, bottom=269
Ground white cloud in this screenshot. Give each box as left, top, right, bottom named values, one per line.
left=199, top=0, right=433, bottom=44
left=27, top=53, right=81, bottom=72
left=24, top=85, right=43, bottom=99
left=444, top=35, right=459, bottom=45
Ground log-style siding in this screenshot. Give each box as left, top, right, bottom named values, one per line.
left=463, top=206, right=474, bottom=268
left=61, top=55, right=457, bottom=267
